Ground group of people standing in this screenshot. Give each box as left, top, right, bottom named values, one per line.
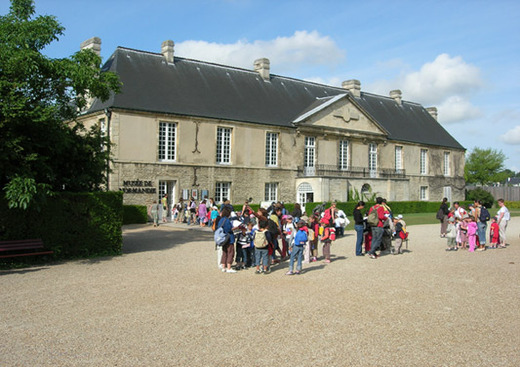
left=437, top=198, right=510, bottom=252
left=214, top=201, right=339, bottom=274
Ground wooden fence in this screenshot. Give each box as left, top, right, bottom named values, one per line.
left=476, top=186, right=520, bottom=202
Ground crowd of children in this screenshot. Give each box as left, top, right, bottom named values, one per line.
left=443, top=199, right=510, bottom=252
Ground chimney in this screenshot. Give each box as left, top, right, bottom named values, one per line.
left=80, top=37, right=101, bottom=56
left=426, top=107, right=438, bottom=121
left=161, top=40, right=174, bottom=64
left=390, top=89, right=402, bottom=105
left=342, top=79, right=361, bottom=98
left=254, top=58, right=270, bottom=81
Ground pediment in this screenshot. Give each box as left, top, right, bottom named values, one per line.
left=294, top=95, right=387, bottom=137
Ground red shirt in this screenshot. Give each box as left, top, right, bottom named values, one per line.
left=369, top=204, right=387, bottom=228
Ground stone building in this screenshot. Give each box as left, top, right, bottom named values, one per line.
left=78, top=38, right=466, bottom=209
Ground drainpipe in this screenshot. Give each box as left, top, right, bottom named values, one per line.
left=104, top=108, right=112, bottom=191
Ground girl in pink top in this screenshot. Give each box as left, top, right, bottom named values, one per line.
left=467, top=218, right=478, bottom=252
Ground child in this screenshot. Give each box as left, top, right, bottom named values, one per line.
left=254, top=220, right=270, bottom=274
left=236, top=225, right=252, bottom=270
left=459, top=217, right=468, bottom=249
left=320, top=222, right=334, bottom=263
left=283, top=216, right=296, bottom=256
left=286, top=221, right=307, bottom=275
left=489, top=217, right=499, bottom=249
left=445, top=217, right=457, bottom=251
left=309, top=215, right=320, bottom=262
left=467, top=217, right=478, bottom=252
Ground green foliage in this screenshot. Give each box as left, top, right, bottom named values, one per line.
left=0, top=0, right=121, bottom=208
left=0, top=191, right=123, bottom=262
left=465, top=188, right=495, bottom=208
left=505, top=201, right=520, bottom=209
left=464, top=148, right=508, bottom=185
left=123, top=205, right=148, bottom=224
left=3, top=175, right=52, bottom=209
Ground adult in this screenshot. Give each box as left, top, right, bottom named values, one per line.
left=150, top=200, right=160, bottom=227
left=198, top=199, right=208, bottom=227
left=453, top=202, right=467, bottom=220
left=219, top=207, right=237, bottom=273
left=320, top=202, right=337, bottom=226
left=496, top=199, right=510, bottom=248
left=438, top=198, right=450, bottom=237
left=474, top=200, right=487, bottom=251
left=367, top=197, right=388, bottom=259
left=353, top=201, right=365, bottom=256
left=161, top=194, right=168, bottom=222
left=174, top=198, right=185, bottom=223
left=187, top=197, right=196, bottom=225
left=291, top=203, right=303, bottom=223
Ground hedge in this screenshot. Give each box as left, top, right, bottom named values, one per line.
left=505, top=201, right=520, bottom=209
left=123, top=205, right=148, bottom=224
left=0, top=191, right=123, bottom=262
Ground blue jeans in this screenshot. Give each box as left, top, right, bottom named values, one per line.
left=288, top=245, right=303, bottom=272
left=255, top=248, right=269, bottom=267
left=369, top=227, right=384, bottom=255
left=355, top=224, right=364, bottom=255
left=477, top=222, right=487, bottom=245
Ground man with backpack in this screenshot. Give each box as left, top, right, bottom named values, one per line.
left=475, top=200, right=490, bottom=251
left=366, top=197, right=388, bottom=259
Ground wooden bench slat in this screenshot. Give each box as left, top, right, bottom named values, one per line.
left=0, top=238, right=52, bottom=259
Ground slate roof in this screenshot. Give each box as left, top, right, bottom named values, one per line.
left=87, top=47, right=464, bottom=150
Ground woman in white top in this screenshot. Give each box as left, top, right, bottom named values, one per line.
left=496, top=199, right=510, bottom=248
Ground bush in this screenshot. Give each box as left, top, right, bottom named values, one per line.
left=465, top=188, right=495, bottom=208
left=123, top=205, right=148, bottom=224
left=505, top=201, right=520, bottom=209
left=0, top=192, right=123, bottom=262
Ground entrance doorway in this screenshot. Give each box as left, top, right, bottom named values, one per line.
left=158, top=180, right=176, bottom=221
left=297, top=182, right=314, bottom=211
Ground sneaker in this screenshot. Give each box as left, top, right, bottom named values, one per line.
left=285, top=271, right=294, bottom=276
left=264, top=268, right=271, bottom=274
left=445, top=248, right=452, bottom=252
left=255, top=269, right=262, bottom=274
left=226, top=268, right=237, bottom=273
left=221, top=268, right=226, bottom=272
left=311, top=257, right=318, bottom=262
left=368, top=254, right=377, bottom=259
left=324, top=259, right=331, bottom=263
left=294, top=271, right=301, bottom=275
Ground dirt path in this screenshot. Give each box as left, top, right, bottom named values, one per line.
left=1, top=221, right=519, bottom=366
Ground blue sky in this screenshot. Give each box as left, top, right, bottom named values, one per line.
left=3, top=0, right=520, bottom=170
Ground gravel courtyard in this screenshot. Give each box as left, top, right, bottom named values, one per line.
left=1, top=220, right=519, bottom=366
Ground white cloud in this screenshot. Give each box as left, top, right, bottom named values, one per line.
left=501, top=125, right=520, bottom=145
left=368, top=54, right=484, bottom=124
left=176, top=30, right=345, bottom=72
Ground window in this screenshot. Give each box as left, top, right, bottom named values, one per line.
left=444, top=152, right=450, bottom=176
left=99, top=118, right=107, bottom=151
left=216, top=127, right=231, bottom=164
left=265, top=132, right=278, bottom=166
left=395, top=146, right=403, bottom=173
left=215, top=182, right=231, bottom=203
left=420, top=149, right=428, bottom=175
left=369, top=143, right=377, bottom=177
left=420, top=186, right=428, bottom=201
left=265, top=183, right=278, bottom=201
left=158, top=122, right=176, bottom=161
left=339, top=140, right=349, bottom=170
left=304, top=137, right=315, bottom=175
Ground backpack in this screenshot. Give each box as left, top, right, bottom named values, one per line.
left=329, top=227, right=336, bottom=241
left=367, top=206, right=380, bottom=227
left=253, top=231, right=268, bottom=248
left=267, top=218, right=279, bottom=236
left=214, top=218, right=229, bottom=246
left=479, top=207, right=490, bottom=222
left=308, top=228, right=315, bottom=241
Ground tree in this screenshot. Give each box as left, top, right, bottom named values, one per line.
left=464, top=148, right=508, bottom=186
left=0, top=0, right=120, bottom=209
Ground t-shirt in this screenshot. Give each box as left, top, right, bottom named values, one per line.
left=498, top=206, right=510, bottom=221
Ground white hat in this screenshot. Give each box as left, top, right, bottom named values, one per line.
left=397, top=214, right=403, bottom=219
